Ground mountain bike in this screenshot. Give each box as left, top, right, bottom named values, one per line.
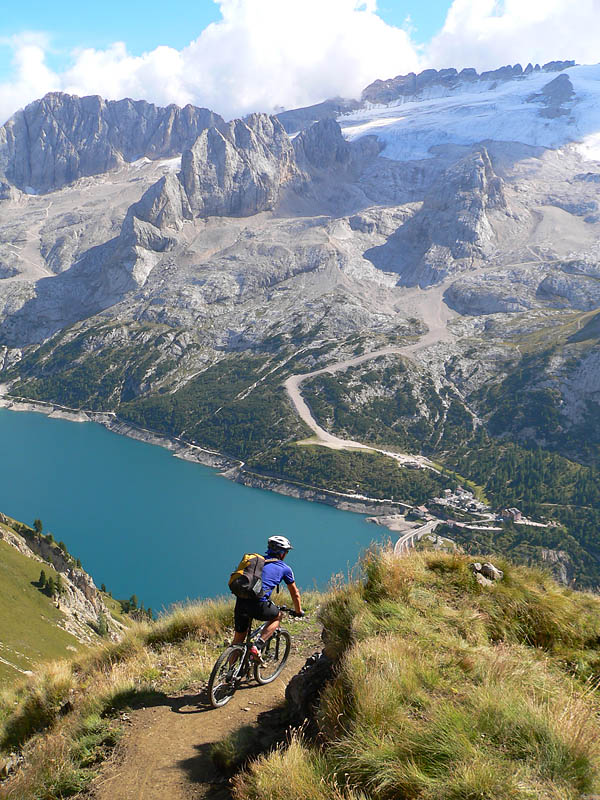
left=207, top=606, right=301, bottom=708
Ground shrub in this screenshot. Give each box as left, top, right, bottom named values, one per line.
left=144, top=598, right=233, bottom=647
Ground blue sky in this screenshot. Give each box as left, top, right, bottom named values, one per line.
left=0, top=0, right=594, bottom=124
left=0, top=0, right=452, bottom=81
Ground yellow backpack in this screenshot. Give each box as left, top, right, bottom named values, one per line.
left=228, top=553, right=278, bottom=599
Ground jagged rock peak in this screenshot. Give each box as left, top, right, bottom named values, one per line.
left=128, top=113, right=297, bottom=239
left=361, top=60, right=576, bottom=105
left=419, top=146, right=506, bottom=255
left=293, top=118, right=351, bottom=169
left=367, top=146, right=506, bottom=288
left=0, top=91, right=224, bottom=194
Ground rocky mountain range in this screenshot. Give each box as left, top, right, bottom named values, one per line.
left=0, top=60, right=599, bottom=532
left=0, top=93, right=223, bottom=194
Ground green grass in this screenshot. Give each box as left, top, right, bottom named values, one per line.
left=101, top=592, right=131, bottom=625
left=0, top=538, right=80, bottom=686
left=247, top=445, right=454, bottom=504
left=509, top=308, right=600, bottom=354
left=235, top=548, right=600, bottom=800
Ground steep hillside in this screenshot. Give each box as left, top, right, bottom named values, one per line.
left=0, top=539, right=80, bottom=686
left=236, top=548, right=600, bottom=800
left=0, top=513, right=124, bottom=687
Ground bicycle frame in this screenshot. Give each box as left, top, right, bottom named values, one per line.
left=233, top=619, right=277, bottom=680
left=208, top=605, right=296, bottom=707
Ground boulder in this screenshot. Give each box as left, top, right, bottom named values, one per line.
left=470, top=561, right=504, bottom=585
left=286, top=651, right=335, bottom=727
left=480, top=562, right=504, bottom=581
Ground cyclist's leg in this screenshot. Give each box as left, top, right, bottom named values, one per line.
left=230, top=599, right=251, bottom=663
left=254, top=601, right=281, bottom=645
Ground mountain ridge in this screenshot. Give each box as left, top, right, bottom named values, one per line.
left=0, top=92, right=224, bottom=194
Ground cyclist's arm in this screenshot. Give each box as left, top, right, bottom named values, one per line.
left=286, top=581, right=302, bottom=615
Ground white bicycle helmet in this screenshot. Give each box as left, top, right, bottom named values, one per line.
left=267, top=535, right=293, bottom=553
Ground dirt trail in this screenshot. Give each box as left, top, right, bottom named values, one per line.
left=91, top=647, right=313, bottom=800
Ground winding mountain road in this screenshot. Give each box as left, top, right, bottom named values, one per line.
left=283, top=284, right=454, bottom=469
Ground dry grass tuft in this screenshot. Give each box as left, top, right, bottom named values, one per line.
left=232, top=734, right=367, bottom=800
left=145, top=597, right=233, bottom=647
left=1, top=662, right=74, bottom=751
left=0, top=594, right=239, bottom=799
left=234, top=547, right=600, bottom=800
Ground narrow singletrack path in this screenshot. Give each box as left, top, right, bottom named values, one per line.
left=91, top=635, right=319, bottom=800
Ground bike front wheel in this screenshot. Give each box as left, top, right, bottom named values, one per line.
left=254, top=629, right=291, bottom=684
left=208, top=646, right=244, bottom=707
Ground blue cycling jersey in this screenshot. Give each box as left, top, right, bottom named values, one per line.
left=259, top=552, right=295, bottom=601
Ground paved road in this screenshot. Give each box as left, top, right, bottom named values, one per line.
left=393, top=520, right=440, bottom=555
left=283, top=283, right=455, bottom=470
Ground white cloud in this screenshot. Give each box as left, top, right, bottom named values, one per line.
left=428, top=0, right=600, bottom=72
left=0, top=34, right=59, bottom=123
left=0, top=0, right=420, bottom=124
left=2, top=0, right=600, bottom=127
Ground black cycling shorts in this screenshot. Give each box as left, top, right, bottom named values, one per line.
left=234, top=597, right=280, bottom=633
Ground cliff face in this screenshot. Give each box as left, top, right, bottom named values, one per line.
left=364, top=147, right=507, bottom=286
left=111, top=113, right=299, bottom=283
left=360, top=60, right=576, bottom=105
left=0, top=93, right=224, bottom=194
left=0, top=512, right=122, bottom=644
left=129, top=112, right=298, bottom=233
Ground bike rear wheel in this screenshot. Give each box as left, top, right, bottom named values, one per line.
left=254, top=629, right=291, bottom=684
left=208, top=646, right=244, bottom=707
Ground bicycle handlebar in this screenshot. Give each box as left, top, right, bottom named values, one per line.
left=279, top=605, right=305, bottom=618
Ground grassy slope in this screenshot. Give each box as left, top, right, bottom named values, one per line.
left=235, top=548, right=600, bottom=800
left=0, top=595, right=318, bottom=798
left=0, top=539, right=80, bottom=686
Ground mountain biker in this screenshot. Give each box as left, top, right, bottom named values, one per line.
left=231, top=535, right=303, bottom=660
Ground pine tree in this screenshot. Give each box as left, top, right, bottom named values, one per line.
left=38, top=569, right=46, bottom=587
left=100, top=583, right=107, bottom=593
left=96, top=612, right=108, bottom=637
left=55, top=574, right=64, bottom=595
left=33, top=519, right=43, bottom=535
left=45, top=576, right=55, bottom=597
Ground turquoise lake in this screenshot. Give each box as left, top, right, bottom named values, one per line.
left=0, top=408, right=386, bottom=611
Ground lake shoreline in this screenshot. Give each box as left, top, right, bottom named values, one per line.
left=0, top=394, right=409, bottom=531
left=0, top=402, right=387, bottom=609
